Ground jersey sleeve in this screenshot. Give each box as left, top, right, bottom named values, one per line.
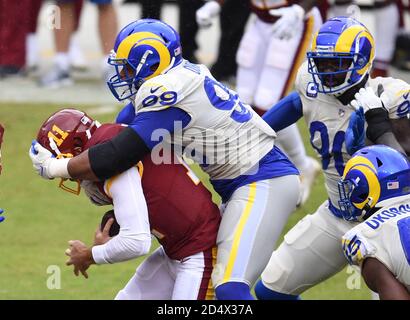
left=378, top=78, right=410, bottom=120
left=128, top=108, right=191, bottom=149
left=262, top=92, right=303, bottom=131
left=91, top=167, right=152, bottom=264
left=133, top=76, right=184, bottom=113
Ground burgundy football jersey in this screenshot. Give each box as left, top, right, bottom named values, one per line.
left=84, top=124, right=221, bottom=260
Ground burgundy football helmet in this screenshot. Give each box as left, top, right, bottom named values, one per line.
left=37, top=108, right=100, bottom=194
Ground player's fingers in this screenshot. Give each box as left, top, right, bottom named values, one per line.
left=102, top=218, right=115, bottom=235
left=66, top=259, right=73, bottom=266
left=350, top=100, right=359, bottom=110
left=74, top=266, right=79, bottom=277
left=377, top=83, right=384, bottom=97
left=80, top=269, right=89, bottom=279
left=65, top=248, right=71, bottom=257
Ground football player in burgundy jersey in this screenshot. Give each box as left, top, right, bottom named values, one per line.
left=35, top=108, right=221, bottom=300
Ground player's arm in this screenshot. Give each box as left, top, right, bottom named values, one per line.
left=362, top=257, right=410, bottom=300
left=30, top=108, right=191, bottom=181
left=116, top=101, right=136, bottom=125
left=391, top=117, right=410, bottom=156
left=262, top=91, right=303, bottom=131
left=91, top=167, right=151, bottom=264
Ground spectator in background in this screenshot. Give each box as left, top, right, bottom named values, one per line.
left=40, top=0, right=118, bottom=87
left=0, top=0, right=34, bottom=77
left=209, top=0, right=250, bottom=83
left=0, top=123, right=5, bottom=223
left=123, top=0, right=164, bottom=20
left=177, top=0, right=205, bottom=63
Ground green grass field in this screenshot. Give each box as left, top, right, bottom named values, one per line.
left=0, top=102, right=371, bottom=299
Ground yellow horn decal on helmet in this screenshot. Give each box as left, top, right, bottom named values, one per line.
left=311, top=30, right=319, bottom=51
left=356, top=31, right=375, bottom=75
left=116, top=32, right=162, bottom=59
left=351, top=164, right=381, bottom=209
left=342, top=155, right=377, bottom=178
left=335, top=26, right=375, bottom=75
left=136, top=38, right=171, bottom=79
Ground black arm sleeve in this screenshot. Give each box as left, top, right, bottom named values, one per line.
left=365, top=108, right=392, bottom=142
left=88, top=127, right=150, bottom=180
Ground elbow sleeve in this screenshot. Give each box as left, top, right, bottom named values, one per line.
left=365, top=108, right=392, bottom=143
left=88, top=127, right=150, bottom=180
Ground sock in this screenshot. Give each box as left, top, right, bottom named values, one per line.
left=254, top=280, right=300, bottom=300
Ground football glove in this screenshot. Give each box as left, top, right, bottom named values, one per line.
left=196, top=1, right=221, bottom=28
left=269, top=4, right=305, bottom=40
left=345, top=107, right=366, bottom=155
left=342, top=229, right=376, bottom=266
left=29, top=140, right=70, bottom=179
left=0, top=209, right=4, bottom=223
left=81, top=180, right=112, bottom=206
left=350, top=85, right=390, bottom=114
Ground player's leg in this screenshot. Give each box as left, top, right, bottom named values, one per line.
left=254, top=201, right=356, bottom=299
left=212, top=175, right=300, bottom=299
left=172, top=247, right=217, bottom=300
left=94, top=0, right=118, bottom=81
left=115, top=246, right=174, bottom=300
left=40, top=0, right=75, bottom=87
left=372, top=0, right=399, bottom=77
left=235, top=16, right=267, bottom=108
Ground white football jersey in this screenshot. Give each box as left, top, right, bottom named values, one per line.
left=295, top=61, right=410, bottom=208
left=133, top=60, right=277, bottom=180
left=342, top=196, right=410, bottom=291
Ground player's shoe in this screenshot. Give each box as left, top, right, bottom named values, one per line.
left=297, top=156, right=321, bottom=207
left=69, top=40, right=87, bottom=71
left=39, top=66, right=73, bottom=88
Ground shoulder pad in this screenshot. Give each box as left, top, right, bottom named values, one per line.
left=134, top=75, right=184, bottom=112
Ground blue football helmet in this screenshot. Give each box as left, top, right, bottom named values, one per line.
left=107, top=19, right=183, bottom=101
left=307, top=16, right=375, bottom=95
left=338, top=145, right=410, bottom=221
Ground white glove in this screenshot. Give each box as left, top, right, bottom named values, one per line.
left=29, top=141, right=70, bottom=179
left=350, top=85, right=390, bottom=113
left=196, top=1, right=221, bottom=28
left=269, top=4, right=305, bottom=40
left=81, top=180, right=112, bottom=206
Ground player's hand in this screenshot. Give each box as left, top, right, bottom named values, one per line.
left=81, top=180, right=112, bottom=206
left=342, top=230, right=375, bottom=266
left=350, top=85, right=390, bottom=114
left=94, top=218, right=114, bottom=246
left=196, top=1, right=221, bottom=28
left=345, top=107, right=366, bottom=155
left=0, top=209, right=5, bottom=223
left=269, top=4, right=305, bottom=40
left=29, top=140, right=55, bottom=179
left=65, top=240, right=94, bottom=279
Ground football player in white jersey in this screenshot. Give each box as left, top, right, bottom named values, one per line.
left=196, top=0, right=323, bottom=206
left=254, top=16, right=410, bottom=299
left=339, top=145, right=410, bottom=299
left=29, top=19, right=301, bottom=300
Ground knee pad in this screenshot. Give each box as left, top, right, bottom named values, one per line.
left=255, top=280, right=300, bottom=300
left=215, top=282, right=254, bottom=300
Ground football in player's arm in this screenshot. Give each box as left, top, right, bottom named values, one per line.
left=338, top=145, right=410, bottom=300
